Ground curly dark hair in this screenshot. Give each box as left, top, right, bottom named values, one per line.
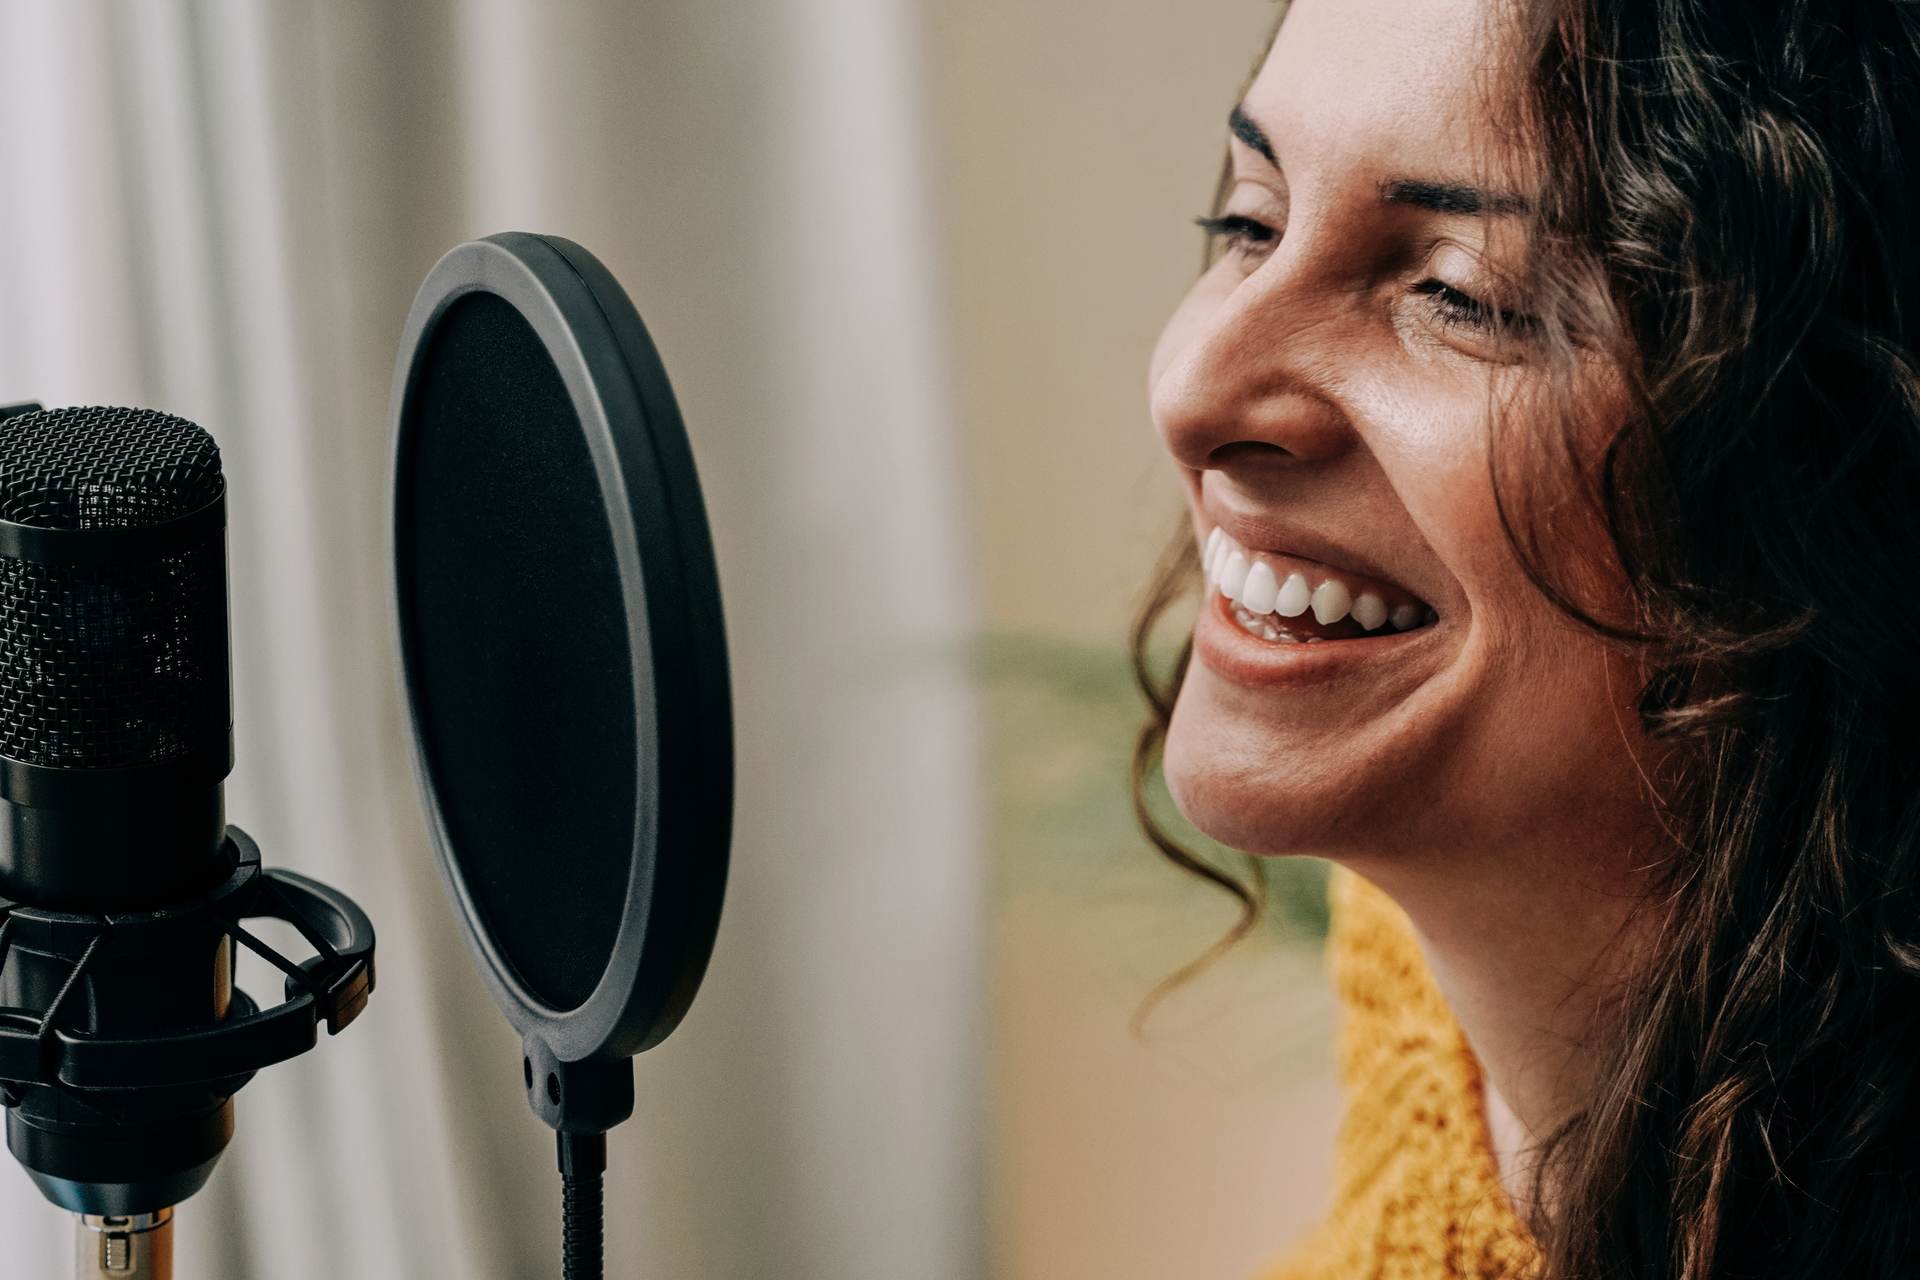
left=1133, top=1, right=1920, bottom=1275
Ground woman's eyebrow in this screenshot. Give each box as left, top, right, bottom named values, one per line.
left=1381, top=178, right=1529, bottom=216
left=1228, top=105, right=1278, bottom=167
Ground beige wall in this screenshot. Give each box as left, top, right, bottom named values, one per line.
left=928, top=7, right=1345, bottom=1280
left=933, top=0, right=1282, bottom=638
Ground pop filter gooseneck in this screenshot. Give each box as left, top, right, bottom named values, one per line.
left=389, top=234, right=732, bottom=1280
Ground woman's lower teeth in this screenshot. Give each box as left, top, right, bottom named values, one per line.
left=1228, top=599, right=1435, bottom=643
left=1232, top=603, right=1321, bottom=642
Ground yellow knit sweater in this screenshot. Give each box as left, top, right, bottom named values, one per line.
left=1258, top=868, right=1542, bottom=1280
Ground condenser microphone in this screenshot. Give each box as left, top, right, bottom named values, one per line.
left=0, top=406, right=376, bottom=1280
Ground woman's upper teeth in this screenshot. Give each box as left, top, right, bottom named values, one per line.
left=1202, top=527, right=1427, bottom=633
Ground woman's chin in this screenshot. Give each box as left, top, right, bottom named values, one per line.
left=1162, top=693, right=1336, bottom=860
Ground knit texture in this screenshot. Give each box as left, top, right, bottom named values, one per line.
left=1257, top=868, right=1542, bottom=1280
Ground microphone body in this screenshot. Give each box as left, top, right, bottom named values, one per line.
left=1, top=407, right=236, bottom=1218
left=0, top=405, right=230, bottom=901
left=0, top=407, right=375, bottom=1267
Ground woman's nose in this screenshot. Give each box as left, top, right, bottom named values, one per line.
left=1150, top=267, right=1358, bottom=476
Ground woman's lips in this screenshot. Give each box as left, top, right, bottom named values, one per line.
left=1191, top=527, right=1439, bottom=688
left=1194, top=588, right=1432, bottom=687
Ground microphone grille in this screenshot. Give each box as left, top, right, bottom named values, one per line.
left=0, top=406, right=223, bottom=530
left=0, top=408, right=228, bottom=772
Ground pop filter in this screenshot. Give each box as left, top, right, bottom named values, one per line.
left=388, top=234, right=731, bottom=1275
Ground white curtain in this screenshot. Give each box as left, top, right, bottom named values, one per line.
left=0, top=1, right=983, bottom=1277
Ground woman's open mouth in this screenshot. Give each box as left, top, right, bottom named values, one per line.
left=1202, top=527, right=1437, bottom=644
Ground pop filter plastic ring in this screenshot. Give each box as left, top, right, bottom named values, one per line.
left=388, top=234, right=732, bottom=1074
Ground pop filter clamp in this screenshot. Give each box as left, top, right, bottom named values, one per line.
left=389, top=234, right=732, bottom=1280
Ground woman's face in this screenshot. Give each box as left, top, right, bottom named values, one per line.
left=1151, top=0, right=1657, bottom=875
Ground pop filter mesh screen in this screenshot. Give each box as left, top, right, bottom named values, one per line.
left=400, top=291, right=635, bottom=1012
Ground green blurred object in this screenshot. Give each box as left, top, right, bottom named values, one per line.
left=979, top=632, right=1330, bottom=947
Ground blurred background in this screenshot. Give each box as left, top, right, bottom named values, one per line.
left=0, top=1, right=1336, bottom=1277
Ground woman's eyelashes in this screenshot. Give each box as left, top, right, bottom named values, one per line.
left=1195, top=214, right=1279, bottom=264
left=1189, top=212, right=1539, bottom=352
left=1412, top=277, right=1536, bottom=337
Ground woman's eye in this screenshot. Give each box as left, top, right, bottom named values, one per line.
left=1195, top=214, right=1279, bottom=263
left=1411, top=278, right=1535, bottom=336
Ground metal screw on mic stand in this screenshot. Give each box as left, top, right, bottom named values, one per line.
left=76, top=1208, right=173, bottom=1279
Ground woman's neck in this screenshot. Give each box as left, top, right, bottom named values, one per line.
left=1344, top=836, right=1659, bottom=1214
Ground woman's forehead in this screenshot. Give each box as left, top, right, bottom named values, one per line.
left=1247, top=0, right=1532, bottom=199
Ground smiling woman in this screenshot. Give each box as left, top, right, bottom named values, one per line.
left=1135, top=0, right=1920, bottom=1276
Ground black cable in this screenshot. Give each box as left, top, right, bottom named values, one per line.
left=558, top=1131, right=607, bottom=1280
